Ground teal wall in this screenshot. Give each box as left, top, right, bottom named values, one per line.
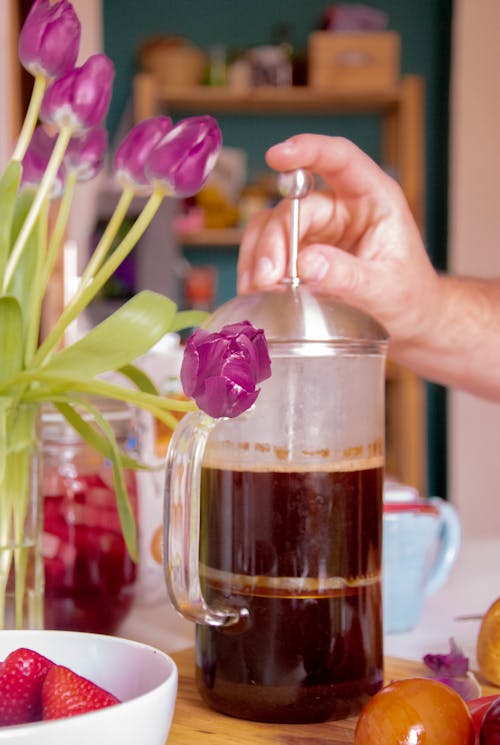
left=102, top=0, right=452, bottom=498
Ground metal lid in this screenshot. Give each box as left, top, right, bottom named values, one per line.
left=204, top=282, right=388, bottom=350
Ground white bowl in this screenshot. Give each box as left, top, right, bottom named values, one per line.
left=0, top=630, right=178, bottom=745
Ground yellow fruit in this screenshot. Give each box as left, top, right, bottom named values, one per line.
left=477, top=596, right=500, bottom=686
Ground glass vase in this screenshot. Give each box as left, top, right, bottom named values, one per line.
left=0, top=403, right=44, bottom=629
left=41, top=398, right=138, bottom=634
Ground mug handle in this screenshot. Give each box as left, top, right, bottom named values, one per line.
left=163, top=409, right=246, bottom=628
left=424, top=498, right=461, bottom=596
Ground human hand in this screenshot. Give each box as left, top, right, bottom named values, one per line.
left=237, top=134, right=441, bottom=348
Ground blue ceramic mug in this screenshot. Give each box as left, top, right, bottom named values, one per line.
left=383, top=485, right=461, bottom=634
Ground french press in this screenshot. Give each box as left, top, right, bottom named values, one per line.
left=164, top=169, right=388, bottom=723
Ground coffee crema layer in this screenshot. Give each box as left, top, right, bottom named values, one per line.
left=202, top=453, right=385, bottom=472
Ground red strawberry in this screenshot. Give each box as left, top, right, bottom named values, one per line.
left=0, top=647, right=54, bottom=725
left=42, top=664, right=120, bottom=720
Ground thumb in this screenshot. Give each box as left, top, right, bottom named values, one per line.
left=298, top=244, right=393, bottom=325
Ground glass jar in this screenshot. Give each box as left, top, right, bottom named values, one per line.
left=41, top=398, right=138, bottom=634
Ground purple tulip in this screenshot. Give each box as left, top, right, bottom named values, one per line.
left=21, top=125, right=65, bottom=197
left=19, top=0, right=81, bottom=79
left=64, top=126, right=108, bottom=182
left=146, top=115, right=222, bottom=197
left=40, top=54, right=115, bottom=133
left=114, top=116, right=173, bottom=191
left=180, top=320, right=271, bottom=419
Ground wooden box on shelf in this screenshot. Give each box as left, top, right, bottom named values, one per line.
left=308, top=31, right=400, bottom=93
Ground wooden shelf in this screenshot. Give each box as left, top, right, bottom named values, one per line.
left=134, top=79, right=404, bottom=117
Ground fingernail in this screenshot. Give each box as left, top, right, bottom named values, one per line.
left=255, top=256, right=276, bottom=285
left=271, top=139, right=297, bottom=157
left=238, top=271, right=250, bottom=293
left=300, top=253, right=329, bottom=282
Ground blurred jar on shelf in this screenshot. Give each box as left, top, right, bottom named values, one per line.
left=42, top=398, right=139, bottom=634
left=246, top=44, right=292, bottom=86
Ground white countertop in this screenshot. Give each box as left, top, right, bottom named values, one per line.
left=384, top=536, right=499, bottom=668
left=118, top=537, right=499, bottom=671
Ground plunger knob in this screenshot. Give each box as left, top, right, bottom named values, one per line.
left=277, top=168, right=314, bottom=200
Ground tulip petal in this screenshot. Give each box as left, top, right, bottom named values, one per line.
left=41, top=54, right=115, bottom=133
left=180, top=319, right=271, bottom=419
left=64, top=126, right=108, bottom=182
left=21, top=126, right=65, bottom=197
left=19, top=0, right=81, bottom=79
left=195, top=376, right=259, bottom=419
left=114, top=116, right=173, bottom=191
left=147, top=115, right=222, bottom=197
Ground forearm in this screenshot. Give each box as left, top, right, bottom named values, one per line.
left=389, top=275, right=500, bottom=401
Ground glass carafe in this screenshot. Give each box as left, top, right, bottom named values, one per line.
left=164, top=172, right=389, bottom=724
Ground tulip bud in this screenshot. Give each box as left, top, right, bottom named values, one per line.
left=114, top=116, right=173, bottom=192
left=64, top=126, right=108, bottom=182
left=146, top=115, right=222, bottom=197
left=21, top=125, right=65, bottom=198
left=19, top=0, right=81, bottom=79
left=180, top=321, right=271, bottom=419
left=40, top=54, right=115, bottom=134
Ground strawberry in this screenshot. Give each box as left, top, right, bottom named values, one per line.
left=0, top=647, right=54, bottom=725
left=42, top=664, right=120, bottom=720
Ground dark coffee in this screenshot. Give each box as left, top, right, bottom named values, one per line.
left=196, top=459, right=384, bottom=723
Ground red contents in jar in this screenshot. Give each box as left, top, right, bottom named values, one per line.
left=42, top=469, right=137, bottom=634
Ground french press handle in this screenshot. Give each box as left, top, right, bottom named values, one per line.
left=163, top=410, right=244, bottom=627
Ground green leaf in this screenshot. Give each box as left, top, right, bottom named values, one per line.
left=0, top=296, right=23, bottom=382
left=57, top=399, right=138, bottom=561
left=54, top=401, right=149, bottom=471
left=117, top=363, right=159, bottom=395
left=9, top=191, right=38, bottom=329
left=0, top=401, right=8, bottom=487
left=170, top=309, right=208, bottom=332
left=43, top=291, right=178, bottom=378
left=0, top=161, right=22, bottom=275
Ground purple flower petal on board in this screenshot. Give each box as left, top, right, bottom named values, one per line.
left=423, top=638, right=469, bottom=678
left=432, top=673, right=481, bottom=701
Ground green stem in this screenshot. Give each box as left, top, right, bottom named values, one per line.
left=41, top=169, right=78, bottom=294
left=4, top=125, right=73, bottom=292
left=32, top=186, right=165, bottom=367
left=0, top=405, right=41, bottom=629
left=11, top=74, right=48, bottom=162
left=0, top=406, right=13, bottom=630
left=10, top=406, right=39, bottom=629
left=24, top=198, right=50, bottom=364
left=17, top=372, right=185, bottom=429
left=79, top=186, right=135, bottom=285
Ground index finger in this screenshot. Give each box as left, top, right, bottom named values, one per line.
left=266, top=134, right=395, bottom=200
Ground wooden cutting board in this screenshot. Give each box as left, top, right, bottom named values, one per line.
left=167, top=648, right=499, bottom=745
